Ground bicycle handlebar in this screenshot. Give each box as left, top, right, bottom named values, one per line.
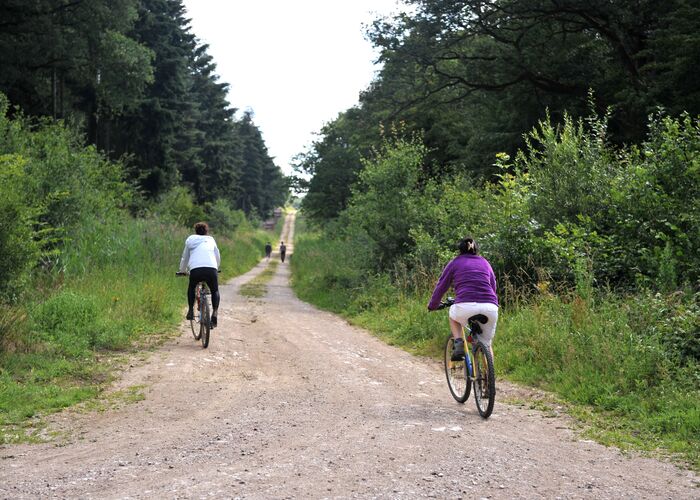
left=175, top=270, right=221, bottom=276
left=435, top=297, right=455, bottom=310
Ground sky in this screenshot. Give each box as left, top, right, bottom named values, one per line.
left=182, top=0, right=405, bottom=175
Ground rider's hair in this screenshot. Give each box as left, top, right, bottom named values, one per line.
left=194, top=222, right=209, bottom=235
left=458, top=237, right=479, bottom=255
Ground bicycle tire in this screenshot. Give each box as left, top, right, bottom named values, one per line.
left=444, top=334, right=470, bottom=403
left=200, top=291, right=211, bottom=348
left=192, top=285, right=202, bottom=340
left=473, top=341, right=495, bottom=418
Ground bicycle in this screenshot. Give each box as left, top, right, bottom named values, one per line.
left=435, top=297, right=496, bottom=418
left=176, top=272, right=212, bottom=348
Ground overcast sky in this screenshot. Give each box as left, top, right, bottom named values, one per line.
left=182, top=0, right=405, bottom=175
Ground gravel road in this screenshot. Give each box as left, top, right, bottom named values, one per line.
left=1, top=213, right=697, bottom=499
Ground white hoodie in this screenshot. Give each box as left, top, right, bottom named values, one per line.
left=179, top=234, right=221, bottom=272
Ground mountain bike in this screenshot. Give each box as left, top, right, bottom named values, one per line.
left=176, top=272, right=212, bottom=348
left=435, top=297, right=496, bottom=418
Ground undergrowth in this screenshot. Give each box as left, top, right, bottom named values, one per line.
left=0, top=216, right=272, bottom=441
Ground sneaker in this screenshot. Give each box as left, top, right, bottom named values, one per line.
left=210, top=315, right=217, bottom=328
left=186, top=310, right=194, bottom=320
left=451, top=338, right=465, bottom=361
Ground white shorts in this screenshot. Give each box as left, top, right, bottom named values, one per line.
left=449, top=302, right=499, bottom=346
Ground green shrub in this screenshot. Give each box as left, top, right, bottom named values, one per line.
left=0, top=154, right=40, bottom=299
left=31, top=291, right=100, bottom=357
left=151, top=186, right=206, bottom=227
left=345, top=136, right=427, bottom=268
left=205, top=199, right=248, bottom=233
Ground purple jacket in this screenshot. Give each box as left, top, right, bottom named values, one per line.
left=428, top=254, right=498, bottom=310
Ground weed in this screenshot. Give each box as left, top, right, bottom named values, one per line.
left=240, top=261, right=279, bottom=298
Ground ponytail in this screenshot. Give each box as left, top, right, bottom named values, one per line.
left=458, top=237, right=479, bottom=255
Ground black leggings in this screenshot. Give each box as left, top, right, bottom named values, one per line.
left=188, top=267, right=220, bottom=314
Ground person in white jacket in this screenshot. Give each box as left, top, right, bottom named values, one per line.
left=179, top=222, right=221, bottom=326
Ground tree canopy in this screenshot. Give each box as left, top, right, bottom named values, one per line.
left=297, top=0, right=700, bottom=223
left=0, top=0, right=287, bottom=216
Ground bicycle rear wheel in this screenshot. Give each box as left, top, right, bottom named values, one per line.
left=473, top=341, right=495, bottom=418
left=444, top=334, right=470, bottom=403
left=200, top=291, right=211, bottom=348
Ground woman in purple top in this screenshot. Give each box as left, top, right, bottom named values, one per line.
left=428, top=237, right=499, bottom=361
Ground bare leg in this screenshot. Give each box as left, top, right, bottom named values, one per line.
left=449, top=317, right=463, bottom=340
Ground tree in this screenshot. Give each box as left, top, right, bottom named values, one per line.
left=235, top=112, right=287, bottom=216
left=186, top=44, right=241, bottom=205
left=110, top=0, right=198, bottom=197
left=368, top=0, right=700, bottom=143
left=0, top=0, right=153, bottom=137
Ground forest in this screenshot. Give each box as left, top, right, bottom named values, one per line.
left=0, top=0, right=286, bottom=434
left=0, top=0, right=287, bottom=211
left=292, top=0, right=699, bottom=465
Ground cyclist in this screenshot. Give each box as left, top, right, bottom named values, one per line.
left=264, top=242, right=272, bottom=260
left=179, top=221, right=221, bottom=327
left=279, top=241, right=287, bottom=263
left=427, top=237, right=498, bottom=361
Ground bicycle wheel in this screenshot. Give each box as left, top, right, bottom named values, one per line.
left=192, top=285, right=202, bottom=340
left=473, top=341, right=495, bottom=418
left=200, top=291, right=211, bottom=349
left=444, top=334, right=470, bottom=403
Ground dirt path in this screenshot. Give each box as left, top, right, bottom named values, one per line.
left=1, top=212, right=697, bottom=499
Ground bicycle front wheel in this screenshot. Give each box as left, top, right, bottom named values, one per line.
left=200, top=292, right=211, bottom=349
left=190, top=317, right=199, bottom=340
left=444, top=334, right=470, bottom=403
left=473, top=341, right=495, bottom=418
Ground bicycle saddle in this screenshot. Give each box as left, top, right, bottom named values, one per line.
left=467, top=314, right=488, bottom=324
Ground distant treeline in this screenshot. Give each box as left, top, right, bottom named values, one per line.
left=296, top=0, right=700, bottom=223
left=0, top=0, right=287, bottom=215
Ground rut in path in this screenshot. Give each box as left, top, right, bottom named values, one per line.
left=1, top=212, right=697, bottom=498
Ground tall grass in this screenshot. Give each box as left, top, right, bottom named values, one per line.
left=0, top=215, right=271, bottom=440
left=498, top=294, right=699, bottom=465
left=291, top=218, right=700, bottom=469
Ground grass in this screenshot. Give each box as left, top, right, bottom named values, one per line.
left=0, top=215, right=273, bottom=442
left=290, top=218, right=700, bottom=471
left=240, top=260, right=279, bottom=298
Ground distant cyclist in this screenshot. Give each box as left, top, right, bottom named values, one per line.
left=179, top=222, right=221, bottom=327
left=280, top=241, right=287, bottom=263
left=264, top=242, right=272, bottom=260
left=427, top=237, right=498, bottom=361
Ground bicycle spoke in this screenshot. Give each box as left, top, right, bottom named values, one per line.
left=444, top=335, right=470, bottom=403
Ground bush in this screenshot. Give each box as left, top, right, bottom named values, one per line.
left=151, top=186, right=206, bottom=228
left=0, top=154, right=40, bottom=299
left=345, top=136, right=427, bottom=268
left=205, top=199, right=248, bottom=234
left=31, top=291, right=101, bottom=357
left=0, top=93, right=132, bottom=291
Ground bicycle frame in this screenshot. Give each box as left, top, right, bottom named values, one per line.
left=195, top=282, right=208, bottom=319
left=448, top=324, right=476, bottom=380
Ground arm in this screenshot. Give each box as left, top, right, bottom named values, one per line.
left=215, top=244, right=221, bottom=269
left=427, top=260, right=454, bottom=310
left=178, top=240, right=190, bottom=273
left=488, top=262, right=497, bottom=294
